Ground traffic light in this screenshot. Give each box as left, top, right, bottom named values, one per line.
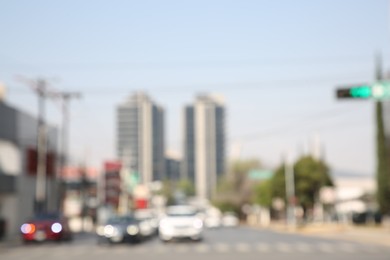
left=336, top=82, right=390, bottom=100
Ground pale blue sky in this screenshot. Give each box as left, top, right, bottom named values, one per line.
left=1, top=0, right=390, bottom=174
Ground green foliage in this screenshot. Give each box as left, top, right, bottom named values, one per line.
left=159, top=179, right=175, bottom=205
left=214, top=159, right=261, bottom=213
left=271, top=156, right=333, bottom=211
left=254, top=180, right=272, bottom=207
left=376, top=101, right=390, bottom=215
left=271, top=164, right=286, bottom=200
left=176, top=179, right=195, bottom=197
left=212, top=199, right=240, bottom=215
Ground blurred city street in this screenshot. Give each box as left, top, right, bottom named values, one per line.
left=2, top=2, right=390, bottom=260
left=1, top=226, right=390, bottom=260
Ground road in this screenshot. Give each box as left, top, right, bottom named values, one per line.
left=1, top=226, right=390, bottom=260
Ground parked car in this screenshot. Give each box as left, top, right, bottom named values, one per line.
left=204, top=207, right=222, bottom=229
left=96, top=215, right=143, bottom=244
left=20, top=213, right=72, bottom=243
left=352, top=211, right=382, bottom=225
left=159, top=205, right=203, bottom=242
left=222, top=212, right=239, bottom=227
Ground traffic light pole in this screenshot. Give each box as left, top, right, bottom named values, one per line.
left=336, top=55, right=390, bottom=216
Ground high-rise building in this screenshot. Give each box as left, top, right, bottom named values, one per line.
left=182, top=94, right=225, bottom=199
left=117, top=92, right=165, bottom=184
left=166, top=151, right=181, bottom=182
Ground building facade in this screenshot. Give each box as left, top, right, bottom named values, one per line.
left=166, top=151, right=181, bottom=181
left=182, top=94, right=225, bottom=199
left=0, top=100, right=59, bottom=239
left=117, top=92, right=165, bottom=184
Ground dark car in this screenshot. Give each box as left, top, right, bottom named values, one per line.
left=20, top=213, right=72, bottom=243
left=96, top=215, right=143, bottom=244
left=352, top=211, right=382, bottom=225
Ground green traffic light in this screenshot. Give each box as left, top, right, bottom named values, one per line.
left=350, top=85, right=372, bottom=98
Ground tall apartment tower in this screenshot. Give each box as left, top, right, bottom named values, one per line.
left=182, top=94, right=225, bottom=199
left=117, top=92, right=165, bottom=184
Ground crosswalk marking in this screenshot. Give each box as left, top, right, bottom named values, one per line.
left=154, top=245, right=169, bottom=253
left=1, top=240, right=390, bottom=259
left=235, top=243, right=251, bottom=252
left=256, top=242, right=271, bottom=252
left=318, top=242, right=334, bottom=253
left=276, top=242, right=293, bottom=253
left=174, top=245, right=190, bottom=253
left=195, top=244, right=210, bottom=253
left=296, top=242, right=312, bottom=253
left=214, top=243, right=229, bottom=253
left=339, top=243, right=356, bottom=253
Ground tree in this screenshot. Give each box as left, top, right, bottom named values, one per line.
left=374, top=55, right=390, bottom=216
left=271, top=155, right=333, bottom=218
left=176, top=179, right=195, bottom=197
left=254, top=180, right=272, bottom=207
left=213, top=159, right=261, bottom=216
left=159, top=180, right=175, bottom=205
left=376, top=101, right=390, bottom=215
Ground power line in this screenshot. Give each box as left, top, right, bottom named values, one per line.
left=7, top=70, right=370, bottom=96
left=0, top=54, right=383, bottom=70
left=233, top=106, right=368, bottom=142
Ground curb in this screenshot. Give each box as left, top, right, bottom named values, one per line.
left=255, top=224, right=390, bottom=247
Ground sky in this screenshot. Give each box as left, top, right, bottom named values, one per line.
left=1, top=0, right=390, bottom=175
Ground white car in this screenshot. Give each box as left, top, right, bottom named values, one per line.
left=222, top=212, right=239, bottom=227
left=159, top=205, right=203, bottom=242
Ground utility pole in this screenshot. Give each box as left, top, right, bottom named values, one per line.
left=285, top=152, right=296, bottom=229
left=17, top=77, right=53, bottom=214
left=335, top=55, right=390, bottom=215
left=54, top=92, right=81, bottom=212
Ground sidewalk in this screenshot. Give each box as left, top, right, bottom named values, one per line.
left=0, top=235, right=22, bottom=251
left=265, top=222, right=390, bottom=247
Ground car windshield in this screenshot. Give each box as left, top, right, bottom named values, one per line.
left=107, top=216, right=136, bottom=224
left=31, top=213, right=60, bottom=221
left=167, top=212, right=197, bottom=217
left=167, top=209, right=197, bottom=217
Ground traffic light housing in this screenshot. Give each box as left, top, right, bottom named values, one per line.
left=336, top=82, right=390, bottom=100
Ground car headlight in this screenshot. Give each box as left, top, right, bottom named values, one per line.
left=21, top=223, right=35, bottom=234
left=104, top=225, right=117, bottom=237
left=127, top=225, right=139, bottom=235
left=96, top=225, right=105, bottom=236
left=51, top=223, right=63, bottom=233
left=193, top=219, right=203, bottom=229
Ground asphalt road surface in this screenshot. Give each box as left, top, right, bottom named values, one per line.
left=1, top=226, right=390, bottom=260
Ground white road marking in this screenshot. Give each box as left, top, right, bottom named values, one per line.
left=154, top=245, right=169, bottom=253
left=235, top=243, right=251, bottom=252
left=256, top=242, right=270, bottom=252
left=296, top=242, right=312, bottom=253
left=174, top=245, right=190, bottom=253
left=275, top=242, right=292, bottom=253
left=317, top=242, right=334, bottom=253
left=195, top=244, right=210, bottom=253
left=214, top=243, right=230, bottom=253
left=339, top=243, right=356, bottom=253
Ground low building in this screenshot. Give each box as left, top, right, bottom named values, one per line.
left=0, top=100, right=59, bottom=239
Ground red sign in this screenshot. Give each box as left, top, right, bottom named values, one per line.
left=104, top=161, right=122, bottom=172
left=26, top=148, right=56, bottom=177
left=134, top=198, right=148, bottom=209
